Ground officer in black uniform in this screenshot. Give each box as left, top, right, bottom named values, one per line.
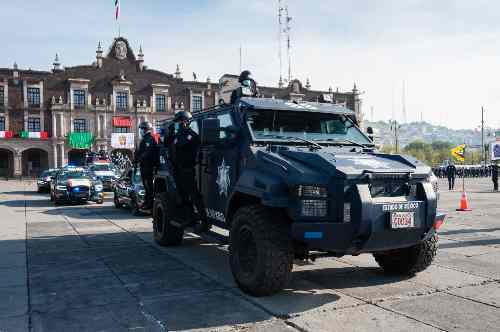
left=446, top=163, right=457, bottom=191
left=230, top=70, right=260, bottom=104
left=492, top=163, right=499, bottom=191
left=165, top=111, right=210, bottom=232
left=134, top=121, right=159, bottom=210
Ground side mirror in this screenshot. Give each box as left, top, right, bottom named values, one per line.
left=201, top=118, right=221, bottom=145
left=366, top=126, right=374, bottom=142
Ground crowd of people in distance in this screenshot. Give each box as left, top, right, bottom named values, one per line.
left=432, top=165, right=496, bottom=178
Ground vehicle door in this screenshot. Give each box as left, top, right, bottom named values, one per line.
left=117, top=170, right=133, bottom=204
left=198, top=111, right=241, bottom=225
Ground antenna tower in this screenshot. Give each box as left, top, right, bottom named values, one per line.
left=402, top=80, right=407, bottom=124
left=278, top=0, right=284, bottom=86
left=285, top=4, right=292, bottom=82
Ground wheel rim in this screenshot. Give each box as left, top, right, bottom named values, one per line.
left=237, top=225, right=258, bottom=277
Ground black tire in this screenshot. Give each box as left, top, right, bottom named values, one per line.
left=113, top=192, right=122, bottom=208
left=96, top=198, right=104, bottom=205
left=153, top=192, right=184, bottom=246
left=373, top=234, right=438, bottom=275
left=229, top=205, right=293, bottom=297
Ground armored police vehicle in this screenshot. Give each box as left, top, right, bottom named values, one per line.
left=153, top=97, right=445, bottom=296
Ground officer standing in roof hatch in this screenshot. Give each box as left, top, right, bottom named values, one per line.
left=134, top=121, right=159, bottom=211
left=165, top=111, right=210, bottom=232
left=230, top=70, right=260, bottom=104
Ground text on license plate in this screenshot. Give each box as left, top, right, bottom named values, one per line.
left=391, top=212, right=415, bottom=229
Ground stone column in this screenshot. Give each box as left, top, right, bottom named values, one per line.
left=52, top=113, right=57, bottom=137
left=59, top=114, right=64, bottom=137
left=39, top=82, right=44, bottom=131
left=60, top=144, right=66, bottom=166
left=53, top=144, right=57, bottom=168
left=13, top=151, right=22, bottom=177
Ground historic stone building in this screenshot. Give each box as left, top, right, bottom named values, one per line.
left=0, top=36, right=361, bottom=177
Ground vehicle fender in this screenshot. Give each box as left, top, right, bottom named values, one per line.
left=229, top=169, right=290, bottom=209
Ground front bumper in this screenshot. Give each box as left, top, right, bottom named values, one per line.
left=291, top=183, right=446, bottom=254
left=55, top=187, right=93, bottom=202
left=37, top=181, right=50, bottom=190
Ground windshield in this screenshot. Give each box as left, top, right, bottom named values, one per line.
left=247, top=109, right=372, bottom=145
left=59, top=171, right=89, bottom=181
left=90, top=164, right=113, bottom=172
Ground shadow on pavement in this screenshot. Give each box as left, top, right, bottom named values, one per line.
left=439, top=227, right=500, bottom=236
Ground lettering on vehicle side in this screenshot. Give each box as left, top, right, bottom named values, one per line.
left=382, top=202, right=420, bottom=212
left=206, top=208, right=226, bottom=223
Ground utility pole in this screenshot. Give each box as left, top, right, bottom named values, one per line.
left=390, top=120, right=400, bottom=153
left=481, top=106, right=485, bottom=165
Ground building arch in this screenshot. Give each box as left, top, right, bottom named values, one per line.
left=0, top=148, right=15, bottom=177
left=21, top=148, right=49, bottom=177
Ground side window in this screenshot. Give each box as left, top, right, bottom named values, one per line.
left=217, top=113, right=234, bottom=139
left=190, top=120, right=199, bottom=134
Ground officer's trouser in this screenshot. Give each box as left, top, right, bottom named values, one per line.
left=493, top=178, right=498, bottom=191
left=448, top=176, right=455, bottom=190
left=173, top=167, right=207, bottom=220
left=140, top=168, right=154, bottom=209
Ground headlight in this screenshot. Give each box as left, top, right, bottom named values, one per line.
left=301, top=200, right=328, bottom=217
left=56, top=185, right=67, bottom=191
left=37, top=180, right=45, bottom=184
left=297, top=185, right=328, bottom=198
left=428, top=172, right=439, bottom=194
left=138, top=190, right=145, bottom=196
left=94, top=184, right=103, bottom=191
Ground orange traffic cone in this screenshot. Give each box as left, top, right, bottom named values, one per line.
left=456, top=191, right=472, bottom=211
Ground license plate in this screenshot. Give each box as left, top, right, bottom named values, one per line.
left=390, top=212, right=415, bottom=229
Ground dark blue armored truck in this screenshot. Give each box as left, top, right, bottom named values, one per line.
left=152, top=97, right=446, bottom=296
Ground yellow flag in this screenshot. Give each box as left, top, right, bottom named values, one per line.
left=451, top=144, right=465, bottom=162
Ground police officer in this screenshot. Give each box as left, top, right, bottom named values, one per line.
left=134, top=121, right=159, bottom=210
left=230, top=70, right=260, bottom=104
left=492, top=163, right=499, bottom=191
left=446, top=162, right=457, bottom=191
left=166, top=111, right=210, bottom=232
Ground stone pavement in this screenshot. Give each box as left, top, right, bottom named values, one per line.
left=0, top=178, right=499, bottom=331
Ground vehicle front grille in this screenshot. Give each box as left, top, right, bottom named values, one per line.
left=72, top=186, right=89, bottom=193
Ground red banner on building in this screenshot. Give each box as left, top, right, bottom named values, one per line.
left=113, top=116, right=132, bottom=127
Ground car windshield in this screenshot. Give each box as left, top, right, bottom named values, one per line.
left=91, top=164, right=112, bottom=172
left=59, top=171, right=89, bottom=181
left=40, top=170, right=54, bottom=177
left=246, top=109, right=372, bottom=145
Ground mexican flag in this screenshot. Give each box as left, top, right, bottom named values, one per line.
left=0, top=131, right=13, bottom=139
left=20, top=131, right=48, bottom=139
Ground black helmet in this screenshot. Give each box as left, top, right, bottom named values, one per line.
left=174, top=111, right=193, bottom=123
left=138, top=121, right=153, bottom=130
left=238, top=70, right=252, bottom=83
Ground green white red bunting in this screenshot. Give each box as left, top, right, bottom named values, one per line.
left=19, top=131, right=48, bottom=139
left=0, top=131, right=13, bottom=139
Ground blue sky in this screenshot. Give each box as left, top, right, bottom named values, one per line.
left=2, top=0, right=500, bottom=130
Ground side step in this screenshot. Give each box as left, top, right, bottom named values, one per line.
left=170, top=220, right=229, bottom=245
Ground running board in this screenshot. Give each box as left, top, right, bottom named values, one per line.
left=170, top=220, right=229, bottom=245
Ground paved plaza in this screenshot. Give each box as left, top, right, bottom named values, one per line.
left=0, top=178, right=499, bottom=331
